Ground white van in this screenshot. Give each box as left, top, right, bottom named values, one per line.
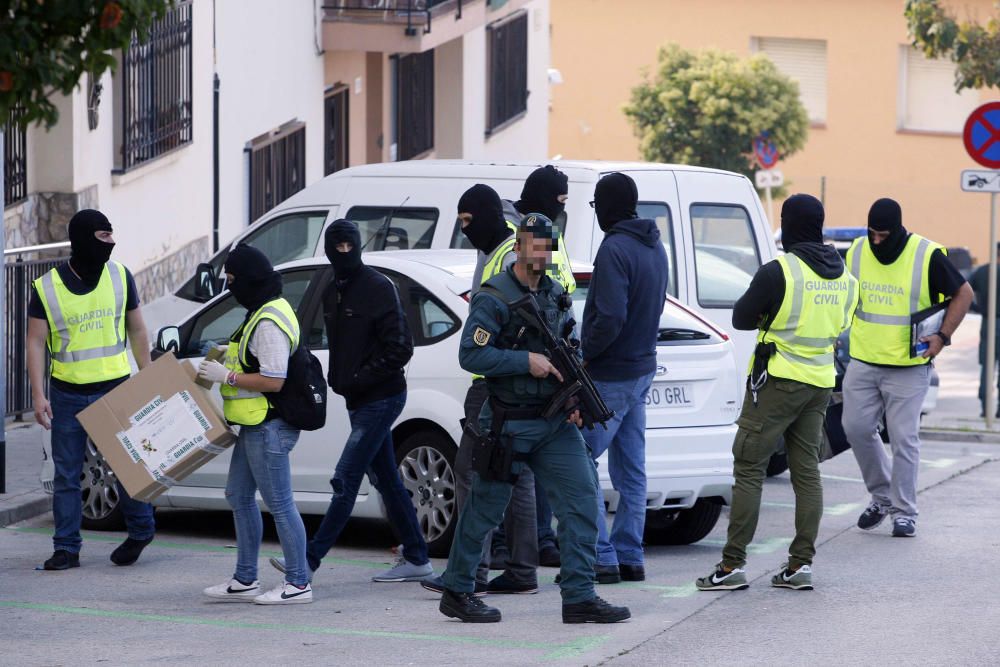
left=146, top=160, right=777, bottom=367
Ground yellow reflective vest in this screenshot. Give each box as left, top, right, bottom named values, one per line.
left=221, top=298, right=300, bottom=426
left=34, top=262, right=131, bottom=385
left=481, top=220, right=576, bottom=292
left=847, top=234, right=943, bottom=366
left=754, top=254, right=859, bottom=388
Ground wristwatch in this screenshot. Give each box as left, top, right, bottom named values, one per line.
left=934, top=331, right=952, bottom=347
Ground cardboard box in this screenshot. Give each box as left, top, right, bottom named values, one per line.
left=78, top=352, right=236, bottom=502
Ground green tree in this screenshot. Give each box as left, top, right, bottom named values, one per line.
left=624, top=44, right=809, bottom=180
left=906, top=0, right=1000, bottom=91
left=1, top=0, right=174, bottom=128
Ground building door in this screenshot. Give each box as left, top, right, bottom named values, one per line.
left=324, top=87, right=349, bottom=176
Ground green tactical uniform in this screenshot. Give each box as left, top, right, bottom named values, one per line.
left=441, top=264, right=601, bottom=605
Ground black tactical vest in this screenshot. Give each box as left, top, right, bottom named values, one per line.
left=479, top=267, right=569, bottom=407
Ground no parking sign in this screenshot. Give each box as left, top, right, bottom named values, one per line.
left=963, top=102, right=1000, bottom=169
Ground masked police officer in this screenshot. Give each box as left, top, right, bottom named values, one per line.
left=437, top=213, right=630, bottom=624
left=696, top=195, right=858, bottom=592
left=843, top=198, right=972, bottom=538
left=27, top=209, right=156, bottom=570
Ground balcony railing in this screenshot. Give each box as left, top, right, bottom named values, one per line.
left=322, top=0, right=462, bottom=36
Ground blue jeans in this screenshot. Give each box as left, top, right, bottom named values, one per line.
left=584, top=371, right=654, bottom=567
left=226, top=418, right=309, bottom=587
left=536, top=477, right=557, bottom=551
left=307, top=391, right=428, bottom=571
left=49, top=383, right=155, bottom=554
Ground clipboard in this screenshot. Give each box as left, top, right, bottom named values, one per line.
left=910, top=301, right=949, bottom=358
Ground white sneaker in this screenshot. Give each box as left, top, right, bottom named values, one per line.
left=253, top=581, right=314, bottom=605
left=203, top=578, right=260, bottom=602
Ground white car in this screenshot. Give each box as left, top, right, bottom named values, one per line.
left=46, top=250, right=738, bottom=553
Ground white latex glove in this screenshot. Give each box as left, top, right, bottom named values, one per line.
left=197, top=359, right=230, bottom=385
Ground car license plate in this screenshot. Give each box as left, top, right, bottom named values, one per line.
left=646, top=382, right=695, bottom=408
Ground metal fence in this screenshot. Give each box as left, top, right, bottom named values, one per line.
left=3, top=106, right=27, bottom=207
left=248, top=123, right=307, bottom=223
left=4, top=244, right=70, bottom=418
left=120, top=0, right=193, bottom=171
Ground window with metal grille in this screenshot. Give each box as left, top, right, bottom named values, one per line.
left=395, top=50, right=434, bottom=160
left=247, top=122, right=307, bottom=223
left=118, top=0, right=193, bottom=171
left=3, top=106, right=27, bottom=207
left=487, top=11, right=528, bottom=134
left=324, top=87, right=349, bottom=175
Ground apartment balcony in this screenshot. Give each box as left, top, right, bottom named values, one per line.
left=321, top=0, right=530, bottom=53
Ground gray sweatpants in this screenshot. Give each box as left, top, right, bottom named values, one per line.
left=842, top=360, right=930, bottom=520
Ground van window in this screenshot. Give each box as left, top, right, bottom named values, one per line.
left=243, top=212, right=327, bottom=266
left=345, top=206, right=438, bottom=251
left=690, top=204, right=760, bottom=308
left=637, top=202, right=677, bottom=297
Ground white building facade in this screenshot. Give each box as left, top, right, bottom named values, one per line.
left=4, top=0, right=550, bottom=301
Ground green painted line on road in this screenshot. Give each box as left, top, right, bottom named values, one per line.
left=0, top=600, right=607, bottom=661
left=760, top=501, right=861, bottom=517
left=618, top=581, right=698, bottom=598
left=701, top=536, right=791, bottom=555
left=922, top=458, right=959, bottom=469
left=3, top=526, right=385, bottom=569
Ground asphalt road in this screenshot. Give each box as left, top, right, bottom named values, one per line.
left=1, top=437, right=996, bottom=666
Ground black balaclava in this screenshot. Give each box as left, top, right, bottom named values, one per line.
left=458, top=184, right=509, bottom=254
left=780, top=194, right=825, bottom=249
left=867, top=198, right=909, bottom=265
left=325, top=219, right=364, bottom=280
left=224, top=244, right=282, bottom=314
left=514, top=165, right=569, bottom=222
left=68, top=209, right=114, bottom=284
left=593, top=172, right=638, bottom=232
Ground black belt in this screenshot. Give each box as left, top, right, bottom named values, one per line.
left=489, top=397, right=542, bottom=421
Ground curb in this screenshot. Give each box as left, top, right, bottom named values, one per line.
left=0, top=493, right=51, bottom=528
left=920, top=429, right=1000, bottom=444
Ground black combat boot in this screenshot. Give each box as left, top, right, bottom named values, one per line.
left=440, top=589, right=502, bottom=623
left=562, top=596, right=631, bottom=624
left=619, top=564, right=645, bottom=582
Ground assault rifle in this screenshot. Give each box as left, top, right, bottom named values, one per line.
left=507, top=294, right=615, bottom=430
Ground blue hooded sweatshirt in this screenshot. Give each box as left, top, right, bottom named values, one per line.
left=582, top=218, right=669, bottom=381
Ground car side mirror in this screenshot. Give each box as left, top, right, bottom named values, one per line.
left=156, top=326, right=181, bottom=354
left=194, top=262, right=219, bottom=301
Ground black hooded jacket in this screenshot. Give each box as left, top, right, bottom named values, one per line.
left=323, top=267, right=414, bottom=410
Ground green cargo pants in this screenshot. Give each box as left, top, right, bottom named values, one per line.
left=441, top=406, right=600, bottom=605
left=722, top=377, right=831, bottom=572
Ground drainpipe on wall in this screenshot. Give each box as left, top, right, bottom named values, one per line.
left=1, top=132, right=6, bottom=494
left=212, top=0, right=220, bottom=253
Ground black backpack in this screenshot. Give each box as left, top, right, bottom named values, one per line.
left=266, top=344, right=328, bottom=431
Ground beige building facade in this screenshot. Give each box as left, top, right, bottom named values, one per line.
left=550, top=0, right=997, bottom=261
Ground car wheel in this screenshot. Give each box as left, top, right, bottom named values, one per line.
left=395, top=430, right=457, bottom=558
left=80, top=439, right=126, bottom=531
left=644, top=499, right=722, bottom=546
left=766, top=452, right=789, bottom=477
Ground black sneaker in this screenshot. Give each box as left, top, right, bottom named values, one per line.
left=489, top=545, right=510, bottom=571
left=595, top=564, right=621, bottom=584
left=439, top=589, right=502, bottom=623
left=421, top=575, right=487, bottom=597
left=539, top=545, right=561, bottom=568
left=857, top=502, right=889, bottom=530
left=487, top=572, right=538, bottom=594
left=619, top=564, right=645, bottom=582
left=43, top=550, right=80, bottom=571
left=110, top=537, right=154, bottom=566
left=891, top=516, right=916, bottom=537
left=562, top=596, right=631, bottom=624
left=555, top=565, right=622, bottom=585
